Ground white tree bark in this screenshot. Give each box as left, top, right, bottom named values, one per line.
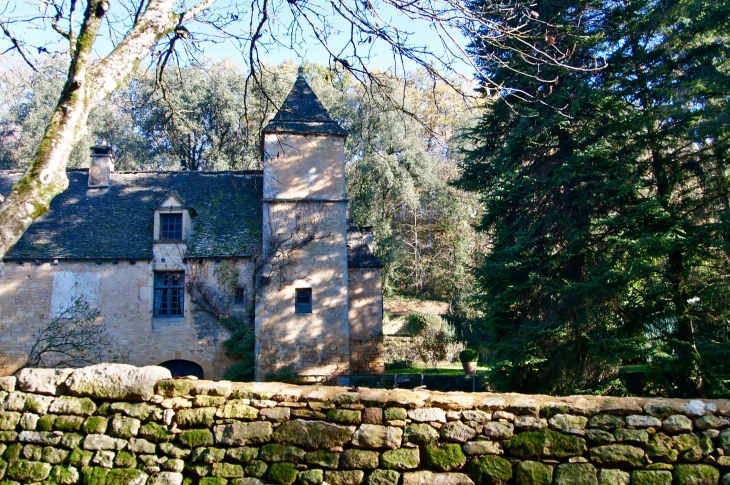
left=0, top=0, right=216, bottom=258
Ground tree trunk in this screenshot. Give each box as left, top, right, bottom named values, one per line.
left=0, top=0, right=216, bottom=258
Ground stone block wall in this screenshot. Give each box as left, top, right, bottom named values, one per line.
left=1, top=365, right=730, bottom=485
left=348, top=268, right=384, bottom=375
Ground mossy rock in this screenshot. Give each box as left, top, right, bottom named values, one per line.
left=138, top=421, right=174, bottom=442
left=54, top=416, right=85, bottom=433
left=156, top=380, right=194, bottom=397
left=553, top=463, right=597, bottom=485
left=244, top=461, right=268, bottom=478
left=423, top=444, right=466, bottom=472
left=366, top=470, right=399, bottom=485
left=0, top=459, right=6, bottom=482
left=515, top=460, right=552, bottom=485
left=50, top=397, right=97, bottom=417
left=192, top=447, right=226, bottom=464
left=114, top=450, right=136, bottom=468
left=540, top=405, right=570, bottom=419
left=404, top=424, right=439, bottom=445
left=0, top=432, right=18, bottom=443
left=304, top=451, right=340, bottom=470
left=631, top=470, right=671, bottom=485
left=199, top=478, right=228, bottom=485
left=380, top=448, right=420, bottom=470
left=106, top=468, right=148, bottom=485
left=0, top=413, right=21, bottom=431
left=588, top=415, right=625, bottom=431
left=68, top=448, right=93, bottom=468
left=82, top=467, right=109, bottom=485
left=180, top=429, right=215, bottom=448
left=83, top=417, right=108, bottom=435
left=212, top=463, right=244, bottom=478
left=36, top=415, right=57, bottom=432
left=226, top=447, right=258, bottom=464
left=49, top=465, right=79, bottom=485
left=326, top=409, right=361, bottom=425
left=22, top=445, right=42, bottom=461
left=504, top=429, right=586, bottom=459
left=673, top=433, right=699, bottom=452
left=673, top=464, right=719, bottom=485
left=3, top=444, right=22, bottom=463
left=7, top=460, right=52, bottom=482
left=272, top=420, right=352, bottom=449
left=267, top=463, right=299, bottom=485
left=323, top=470, right=364, bottom=485
left=185, top=464, right=212, bottom=477
left=258, top=444, right=306, bottom=463
left=0, top=481, right=20, bottom=485
left=599, top=469, right=629, bottom=485
left=589, top=445, right=644, bottom=468
left=177, top=408, right=217, bottom=428
left=339, top=449, right=379, bottom=470
left=110, top=416, right=141, bottom=439
left=298, top=469, right=323, bottom=485
left=41, top=447, right=68, bottom=464
left=468, top=455, right=513, bottom=485
left=646, top=433, right=678, bottom=463
left=384, top=408, right=407, bottom=421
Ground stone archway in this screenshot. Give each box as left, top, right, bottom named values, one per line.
left=159, top=359, right=204, bottom=379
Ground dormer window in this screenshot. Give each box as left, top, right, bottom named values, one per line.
left=160, top=214, right=183, bottom=241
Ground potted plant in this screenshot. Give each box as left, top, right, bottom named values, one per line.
left=459, top=348, right=479, bottom=375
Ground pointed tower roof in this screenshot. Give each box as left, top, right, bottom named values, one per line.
left=263, top=67, right=347, bottom=136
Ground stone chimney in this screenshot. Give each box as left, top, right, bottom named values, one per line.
left=88, top=146, right=114, bottom=188
left=361, top=226, right=374, bottom=252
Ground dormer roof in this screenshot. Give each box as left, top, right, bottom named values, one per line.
left=263, top=67, right=348, bottom=136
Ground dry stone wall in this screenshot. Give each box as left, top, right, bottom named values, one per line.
left=1, top=365, right=730, bottom=485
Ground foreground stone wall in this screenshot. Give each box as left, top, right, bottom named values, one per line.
left=1, top=365, right=730, bottom=485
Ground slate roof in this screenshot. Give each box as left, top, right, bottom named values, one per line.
left=263, top=67, right=348, bottom=136
left=347, top=224, right=382, bottom=268
left=0, top=170, right=263, bottom=260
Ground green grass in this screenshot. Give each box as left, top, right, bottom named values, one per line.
left=385, top=364, right=490, bottom=376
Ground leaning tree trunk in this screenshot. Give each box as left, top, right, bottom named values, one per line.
left=0, top=0, right=216, bottom=258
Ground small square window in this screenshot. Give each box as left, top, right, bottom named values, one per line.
left=234, top=287, right=245, bottom=304
left=295, top=288, right=312, bottom=313
left=160, top=213, right=183, bottom=240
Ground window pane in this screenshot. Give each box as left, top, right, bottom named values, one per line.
left=295, top=288, right=312, bottom=313
left=160, top=214, right=183, bottom=240
left=154, top=271, right=184, bottom=317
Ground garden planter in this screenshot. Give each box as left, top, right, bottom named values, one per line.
left=463, top=362, right=478, bottom=374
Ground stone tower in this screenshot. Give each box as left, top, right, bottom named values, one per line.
left=255, top=68, right=351, bottom=380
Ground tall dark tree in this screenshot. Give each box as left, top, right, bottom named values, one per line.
left=460, top=0, right=730, bottom=397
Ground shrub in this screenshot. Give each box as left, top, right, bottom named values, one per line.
left=459, top=348, right=479, bottom=363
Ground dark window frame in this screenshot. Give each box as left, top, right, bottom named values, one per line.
left=295, top=288, right=312, bottom=313
left=234, top=287, right=245, bottom=304
left=154, top=271, right=185, bottom=317
left=160, top=213, right=183, bottom=241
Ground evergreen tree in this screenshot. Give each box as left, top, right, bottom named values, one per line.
left=460, top=0, right=730, bottom=397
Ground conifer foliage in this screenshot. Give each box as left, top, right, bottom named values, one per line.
left=460, top=0, right=730, bottom=397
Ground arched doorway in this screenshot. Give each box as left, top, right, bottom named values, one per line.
left=159, top=359, right=204, bottom=379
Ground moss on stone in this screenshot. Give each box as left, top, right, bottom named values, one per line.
left=22, top=445, right=42, bottom=461
left=156, top=380, right=194, bottom=397
left=61, top=433, right=84, bottom=450
left=326, top=409, right=361, bottom=425
left=83, top=417, right=108, bottom=435
left=40, top=447, right=68, bottom=465
left=553, top=463, right=597, bottom=485
left=0, top=458, right=6, bottom=482
left=258, top=444, right=306, bottom=463
left=423, top=444, right=466, bottom=472
left=631, top=470, right=672, bottom=485
left=105, top=469, right=147, bottom=485
left=113, top=450, right=136, bottom=468
left=504, top=429, right=586, bottom=460
left=366, top=470, right=399, bottom=485
left=94, top=403, right=113, bottom=417
left=244, top=461, right=268, bottom=478
left=49, top=465, right=79, bottom=485
left=36, top=415, right=57, bottom=432
left=3, top=444, right=22, bottom=463
left=226, top=447, right=258, bottom=464
left=383, top=408, right=407, bottom=421
left=68, top=448, right=93, bottom=469
left=380, top=449, right=419, bottom=470
left=403, top=424, right=439, bottom=445
left=540, top=405, right=570, bottom=420
left=468, top=455, right=513, bottom=485
left=180, top=429, right=214, bottom=448
left=0, top=432, right=18, bottom=443
left=298, top=469, right=323, bottom=485
left=304, top=451, right=340, bottom=470
left=212, top=463, right=244, bottom=478
left=176, top=408, right=217, bottom=428
left=339, top=450, right=379, bottom=470
left=82, top=467, right=109, bottom=485
left=589, top=445, right=644, bottom=468
left=199, top=478, right=228, bottom=485
left=323, top=471, right=364, bottom=485
left=54, top=416, right=85, bottom=433
left=7, top=460, right=52, bottom=482
left=139, top=422, right=175, bottom=443
left=673, top=464, right=719, bottom=485
left=267, top=463, right=299, bottom=485
left=515, top=461, right=553, bottom=485
left=272, top=420, right=352, bottom=450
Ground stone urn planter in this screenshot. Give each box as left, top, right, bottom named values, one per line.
left=459, top=348, right=480, bottom=375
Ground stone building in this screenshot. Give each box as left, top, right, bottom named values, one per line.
left=0, top=68, right=384, bottom=380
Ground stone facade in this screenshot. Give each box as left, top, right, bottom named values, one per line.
left=0, top=69, right=384, bottom=380
left=1, top=364, right=730, bottom=485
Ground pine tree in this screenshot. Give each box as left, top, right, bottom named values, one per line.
left=460, top=0, right=730, bottom=397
